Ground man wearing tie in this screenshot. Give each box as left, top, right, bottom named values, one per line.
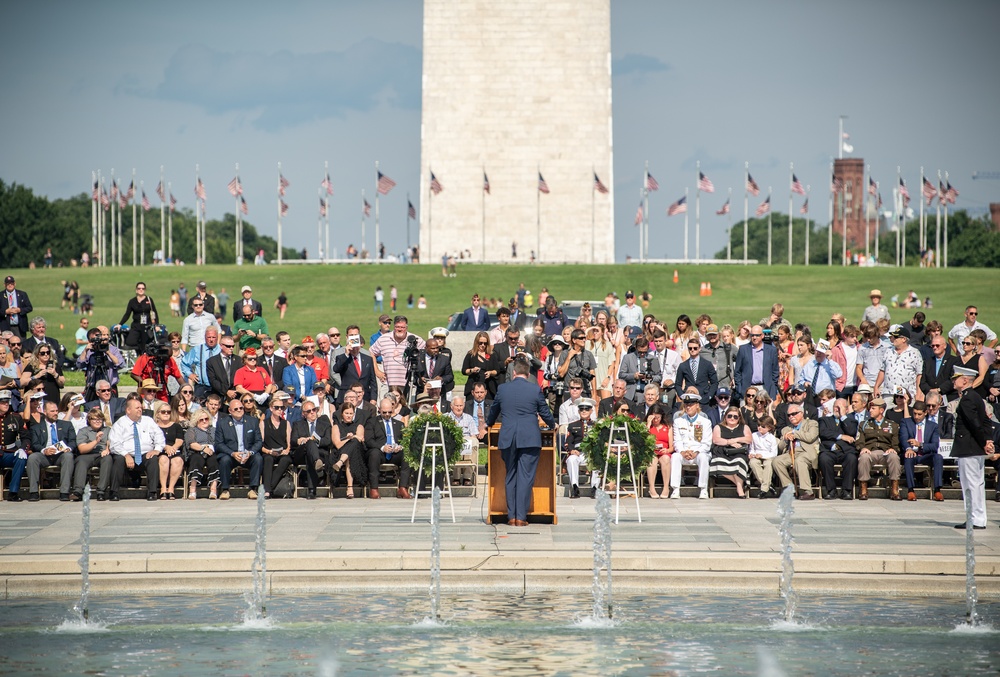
left=817, top=398, right=860, bottom=500
left=0, top=275, right=32, bottom=338
left=675, top=339, right=719, bottom=405
left=258, top=337, right=288, bottom=391
left=917, top=337, right=958, bottom=401
left=27, top=400, right=77, bottom=501
left=901, top=401, right=943, bottom=501
left=467, top=382, right=493, bottom=447
left=107, top=395, right=165, bottom=501
left=232, top=285, right=264, bottom=323
left=206, top=336, right=241, bottom=401
left=215, top=397, right=263, bottom=500
left=181, top=328, right=221, bottom=401
left=332, top=325, right=377, bottom=404
left=417, top=338, right=454, bottom=405
left=365, top=398, right=413, bottom=499
left=486, top=356, right=555, bottom=526
left=290, top=400, right=333, bottom=499
left=460, top=294, right=491, bottom=332
left=84, top=379, right=126, bottom=424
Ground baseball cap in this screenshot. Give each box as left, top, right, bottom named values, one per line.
left=705, top=324, right=719, bottom=335
left=3, top=276, right=14, bottom=285
left=241, top=285, right=252, bottom=293
left=716, top=388, right=731, bottom=399
left=197, top=281, right=207, bottom=288
left=625, top=291, right=635, bottom=298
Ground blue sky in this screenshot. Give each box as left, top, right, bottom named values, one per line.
left=2, top=0, right=997, bottom=261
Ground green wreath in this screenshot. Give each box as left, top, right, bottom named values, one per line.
left=579, top=414, right=656, bottom=473
left=401, top=412, right=465, bottom=477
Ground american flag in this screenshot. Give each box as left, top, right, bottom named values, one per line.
left=868, top=176, right=877, bottom=196
left=922, top=177, right=937, bottom=204
left=408, top=200, right=416, bottom=220
left=939, top=180, right=947, bottom=203
left=240, top=196, right=249, bottom=215
left=746, top=173, right=760, bottom=196
left=125, top=180, right=135, bottom=200
left=755, top=195, right=771, bottom=217
left=118, top=193, right=128, bottom=210
left=667, top=195, right=687, bottom=216
left=195, top=178, right=206, bottom=201
left=155, top=181, right=165, bottom=201
left=831, top=174, right=843, bottom=193
left=634, top=202, right=643, bottom=226
left=227, top=177, right=242, bottom=197
left=483, top=172, right=490, bottom=194
left=279, top=174, right=290, bottom=196
left=899, top=178, right=911, bottom=206
left=877, top=193, right=883, bottom=210
left=319, top=197, right=327, bottom=218
left=170, top=193, right=177, bottom=212
left=91, top=180, right=99, bottom=202
left=280, top=200, right=289, bottom=216
left=110, top=182, right=118, bottom=202
left=645, top=172, right=659, bottom=192
left=430, top=172, right=443, bottom=195
left=698, top=171, right=715, bottom=193
left=100, top=187, right=110, bottom=209
left=716, top=199, right=730, bottom=216
left=538, top=173, right=550, bottom=194
left=800, top=198, right=809, bottom=215
left=791, top=174, right=806, bottom=196
left=141, top=191, right=151, bottom=211
left=376, top=171, right=396, bottom=195
left=945, top=181, right=958, bottom=204
left=363, top=198, right=371, bottom=217
left=594, top=172, right=609, bottom=194
left=321, top=173, right=333, bottom=196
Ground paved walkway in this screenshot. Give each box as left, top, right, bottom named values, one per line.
left=2, top=484, right=1000, bottom=598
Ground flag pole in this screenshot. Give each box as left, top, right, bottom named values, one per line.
left=743, top=162, right=749, bottom=264
left=788, top=163, right=794, bottom=266
left=842, top=179, right=850, bottom=266
left=943, top=170, right=950, bottom=269
left=110, top=169, right=117, bottom=268
left=536, top=164, right=541, bottom=262
left=406, top=190, right=411, bottom=259
left=643, top=161, right=650, bottom=263
left=919, top=166, right=925, bottom=259
left=683, top=187, right=690, bottom=262
left=893, top=187, right=901, bottom=266
left=131, top=169, right=137, bottom=266
left=195, top=164, right=201, bottom=266
left=726, top=187, right=732, bottom=261
left=838, top=115, right=845, bottom=160
left=865, top=164, right=871, bottom=261
left=140, top=181, right=146, bottom=266
left=874, top=182, right=881, bottom=263
left=936, top=169, right=942, bottom=267
left=898, top=166, right=905, bottom=267
left=828, top=159, right=834, bottom=267
left=481, top=167, right=487, bottom=262
left=361, top=189, right=367, bottom=255
left=167, top=181, right=173, bottom=263
left=694, top=161, right=700, bottom=262
left=117, top=177, right=123, bottom=266
left=159, top=166, right=166, bottom=266
left=324, top=160, right=330, bottom=263
left=234, top=163, right=241, bottom=265
left=591, top=166, right=596, bottom=264
left=91, top=171, right=97, bottom=263
left=804, top=185, right=811, bottom=266
left=766, top=187, right=772, bottom=266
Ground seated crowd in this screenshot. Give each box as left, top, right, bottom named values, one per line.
left=1, top=284, right=999, bottom=505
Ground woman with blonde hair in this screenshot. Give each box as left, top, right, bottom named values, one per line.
left=153, top=400, right=185, bottom=499
left=587, top=324, right=619, bottom=400
left=462, top=331, right=496, bottom=396
left=735, top=321, right=752, bottom=347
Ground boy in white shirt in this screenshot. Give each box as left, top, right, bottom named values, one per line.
left=749, top=415, right=779, bottom=498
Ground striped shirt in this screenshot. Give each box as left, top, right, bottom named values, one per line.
left=370, top=332, right=425, bottom=387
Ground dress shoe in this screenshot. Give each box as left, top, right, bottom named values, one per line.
left=797, top=492, right=815, bottom=500
left=670, top=487, right=681, bottom=499
left=28, top=492, right=40, bottom=502
left=95, top=492, right=106, bottom=502
left=698, top=489, right=709, bottom=499
left=307, top=489, right=317, bottom=500
left=396, top=487, right=412, bottom=499
left=370, top=488, right=381, bottom=500
left=859, top=482, right=868, bottom=501
left=60, top=493, right=70, bottom=502
left=109, top=492, right=120, bottom=501
left=219, top=490, right=231, bottom=500
left=147, top=494, right=158, bottom=501
left=314, top=459, right=325, bottom=472
left=247, top=490, right=258, bottom=500
left=70, top=492, right=82, bottom=502
left=839, top=489, right=853, bottom=501
left=993, top=491, right=1000, bottom=502
left=6, top=492, right=21, bottom=502
left=823, top=489, right=837, bottom=500
left=889, top=480, right=901, bottom=501
left=571, top=484, right=580, bottom=499
left=954, top=523, right=986, bottom=530
left=907, top=490, right=917, bottom=501
left=933, top=491, right=944, bottom=502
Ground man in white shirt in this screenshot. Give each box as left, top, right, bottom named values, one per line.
left=180, top=298, right=220, bottom=351
left=669, top=389, right=713, bottom=499
left=948, top=305, right=997, bottom=353
left=615, top=291, right=643, bottom=329
left=108, top=395, right=166, bottom=501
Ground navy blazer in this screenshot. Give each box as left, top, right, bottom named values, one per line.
left=291, top=415, right=333, bottom=452
left=214, top=414, right=263, bottom=456
left=460, top=306, right=491, bottom=332
left=899, top=417, right=940, bottom=454
left=281, top=363, right=318, bottom=403
left=84, top=396, right=126, bottom=422
left=486, top=376, right=555, bottom=450
left=919, top=353, right=958, bottom=398
left=331, top=352, right=377, bottom=403
left=675, top=358, right=719, bottom=404
left=734, top=342, right=780, bottom=399
left=0, top=288, right=32, bottom=335
left=952, top=389, right=990, bottom=458
left=29, top=418, right=77, bottom=453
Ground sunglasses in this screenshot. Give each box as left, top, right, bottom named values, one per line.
left=97, top=388, right=111, bottom=393
left=181, top=389, right=193, bottom=395
left=272, top=406, right=285, bottom=411
left=8, top=342, right=20, bottom=346
left=192, top=303, right=204, bottom=307
left=968, top=312, right=978, bottom=316
left=302, top=408, right=316, bottom=414
left=221, top=344, right=234, bottom=349
left=231, top=406, right=244, bottom=411
left=750, top=333, right=763, bottom=338
left=331, top=333, right=340, bottom=337
left=244, top=356, right=257, bottom=361
left=725, top=414, right=739, bottom=420
left=241, top=399, right=254, bottom=404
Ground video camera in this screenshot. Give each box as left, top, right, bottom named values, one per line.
left=402, top=335, right=420, bottom=366
left=761, top=329, right=774, bottom=345
left=143, top=325, right=172, bottom=361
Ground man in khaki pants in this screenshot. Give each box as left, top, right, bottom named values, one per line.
left=856, top=397, right=901, bottom=500
left=773, top=404, right=820, bottom=500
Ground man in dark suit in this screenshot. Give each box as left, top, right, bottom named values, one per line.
left=924, top=392, right=955, bottom=438
left=617, top=337, right=660, bottom=403
left=917, top=336, right=958, bottom=400
left=215, top=397, right=264, bottom=500
left=206, top=335, right=242, bottom=400
left=416, top=338, right=454, bottom=404
left=258, top=338, right=288, bottom=391
left=900, top=401, right=943, bottom=501
left=598, top=379, right=630, bottom=418
left=485, top=356, right=555, bottom=526
left=185, top=281, right=216, bottom=315
left=817, top=397, right=861, bottom=500
left=460, top=294, right=491, bottom=332
left=331, top=325, right=377, bottom=403
left=734, top=325, right=779, bottom=399
left=84, top=379, right=126, bottom=424
left=951, top=366, right=994, bottom=529
left=488, top=327, right=522, bottom=387
left=27, top=400, right=76, bottom=501
left=290, top=400, right=333, bottom=499
left=0, top=275, right=32, bottom=337
left=22, top=316, right=63, bottom=366
left=364, top=397, right=413, bottom=499
left=703, top=388, right=733, bottom=428
left=232, top=285, right=264, bottom=323
left=466, top=382, right=493, bottom=446
left=508, top=299, right=528, bottom=332
left=774, top=386, right=818, bottom=432
left=675, top=338, right=718, bottom=405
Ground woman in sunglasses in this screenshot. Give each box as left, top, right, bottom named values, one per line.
left=153, top=401, right=185, bottom=499
left=462, top=331, right=495, bottom=397
left=20, top=343, right=64, bottom=404
left=709, top=406, right=752, bottom=498
left=260, top=398, right=292, bottom=498
left=185, top=409, right=219, bottom=499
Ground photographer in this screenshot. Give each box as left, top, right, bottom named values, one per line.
left=618, top=336, right=661, bottom=404
left=556, top=329, right=597, bottom=398
left=77, top=326, right=124, bottom=401
left=130, top=326, right=182, bottom=403
left=332, top=326, right=377, bottom=404
left=370, top=315, right=425, bottom=399
left=115, top=281, right=158, bottom=354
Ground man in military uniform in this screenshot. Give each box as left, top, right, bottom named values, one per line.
left=857, top=397, right=901, bottom=500
left=669, top=388, right=713, bottom=499
left=951, top=366, right=995, bottom=529
left=563, top=398, right=597, bottom=499
left=0, top=391, right=28, bottom=501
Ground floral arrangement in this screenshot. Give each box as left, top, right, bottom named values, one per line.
left=401, top=412, right=464, bottom=476
left=579, top=414, right=656, bottom=473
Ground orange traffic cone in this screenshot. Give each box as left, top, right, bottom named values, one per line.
left=706, top=282, right=713, bottom=296
left=699, top=282, right=708, bottom=296
left=673, top=269, right=679, bottom=284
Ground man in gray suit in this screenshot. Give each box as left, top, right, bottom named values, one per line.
left=486, top=356, right=555, bottom=526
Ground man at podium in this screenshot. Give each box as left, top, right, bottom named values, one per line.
left=486, top=356, right=555, bottom=526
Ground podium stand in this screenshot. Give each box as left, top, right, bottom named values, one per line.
left=487, top=425, right=558, bottom=525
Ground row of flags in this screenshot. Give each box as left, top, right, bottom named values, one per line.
left=92, top=179, right=177, bottom=213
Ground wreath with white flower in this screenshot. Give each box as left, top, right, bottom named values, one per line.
left=401, top=412, right=464, bottom=476
left=579, top=414, right=656, bottom=472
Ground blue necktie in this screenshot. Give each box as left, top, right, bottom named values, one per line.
left=935, top=358, right=941, bottom=376
left=50, top=423, right=58, bottom=448
left=384, top=420, right=394, bottom=459
left=132, top=422, right=142, bottom=464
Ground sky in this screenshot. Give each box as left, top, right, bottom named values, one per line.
left=2, top=0, right=998, bottom=262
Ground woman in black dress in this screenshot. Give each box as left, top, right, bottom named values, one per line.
left=461, top=331, right=496, bottom=397
left=260, top=399, right=292, bottom=498
left=709, top=406, right=752, bottom=498
left=118, top=281, right=159, bottom=353
left=331, top=401, right=367, bottom=498
left=153, top=401, right=185, bottom=499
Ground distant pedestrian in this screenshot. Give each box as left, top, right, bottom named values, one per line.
left=390, top=285, right=397, bottom=312
left=407, top=294, right=414, bottom=309
left=44, top=248, right=53, bottom=268
left=418, top=295, right=427, bottom=310
left=373, top=286, right=384, bottom=313
left=275, top=291, right=288, bottom=319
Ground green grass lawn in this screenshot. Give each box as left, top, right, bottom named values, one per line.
left=10, top=262, right=999, bottom=366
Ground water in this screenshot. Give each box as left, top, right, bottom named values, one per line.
left=244, top=483, right=267, bottom=623
left=965, top=486, right=981, bottom=628
left=74, top=484, right=92, bottom=624
left=6, top=592, right=1000, bottom=675
left=590, top=488, right=614, bottom=623
left=428, top=486, right=442, bottom=623
left=776, top=484, right=798, bottom=624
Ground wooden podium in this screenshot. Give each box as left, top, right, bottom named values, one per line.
left=486, top=424, right=558, bottom=525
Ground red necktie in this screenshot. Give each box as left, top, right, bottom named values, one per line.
left=354, top=355, right=362, bottom=377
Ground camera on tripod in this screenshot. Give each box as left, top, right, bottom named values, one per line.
left=143, top=325, right=172, bottom=361
left=90, top=336, right=110, bottom=353
left=402, top=335, right=420, bottom=366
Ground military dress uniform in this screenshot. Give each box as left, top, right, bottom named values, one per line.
left=1, top=403, right=27, bottom=500
left=857, top=417, right=901, bottom=499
